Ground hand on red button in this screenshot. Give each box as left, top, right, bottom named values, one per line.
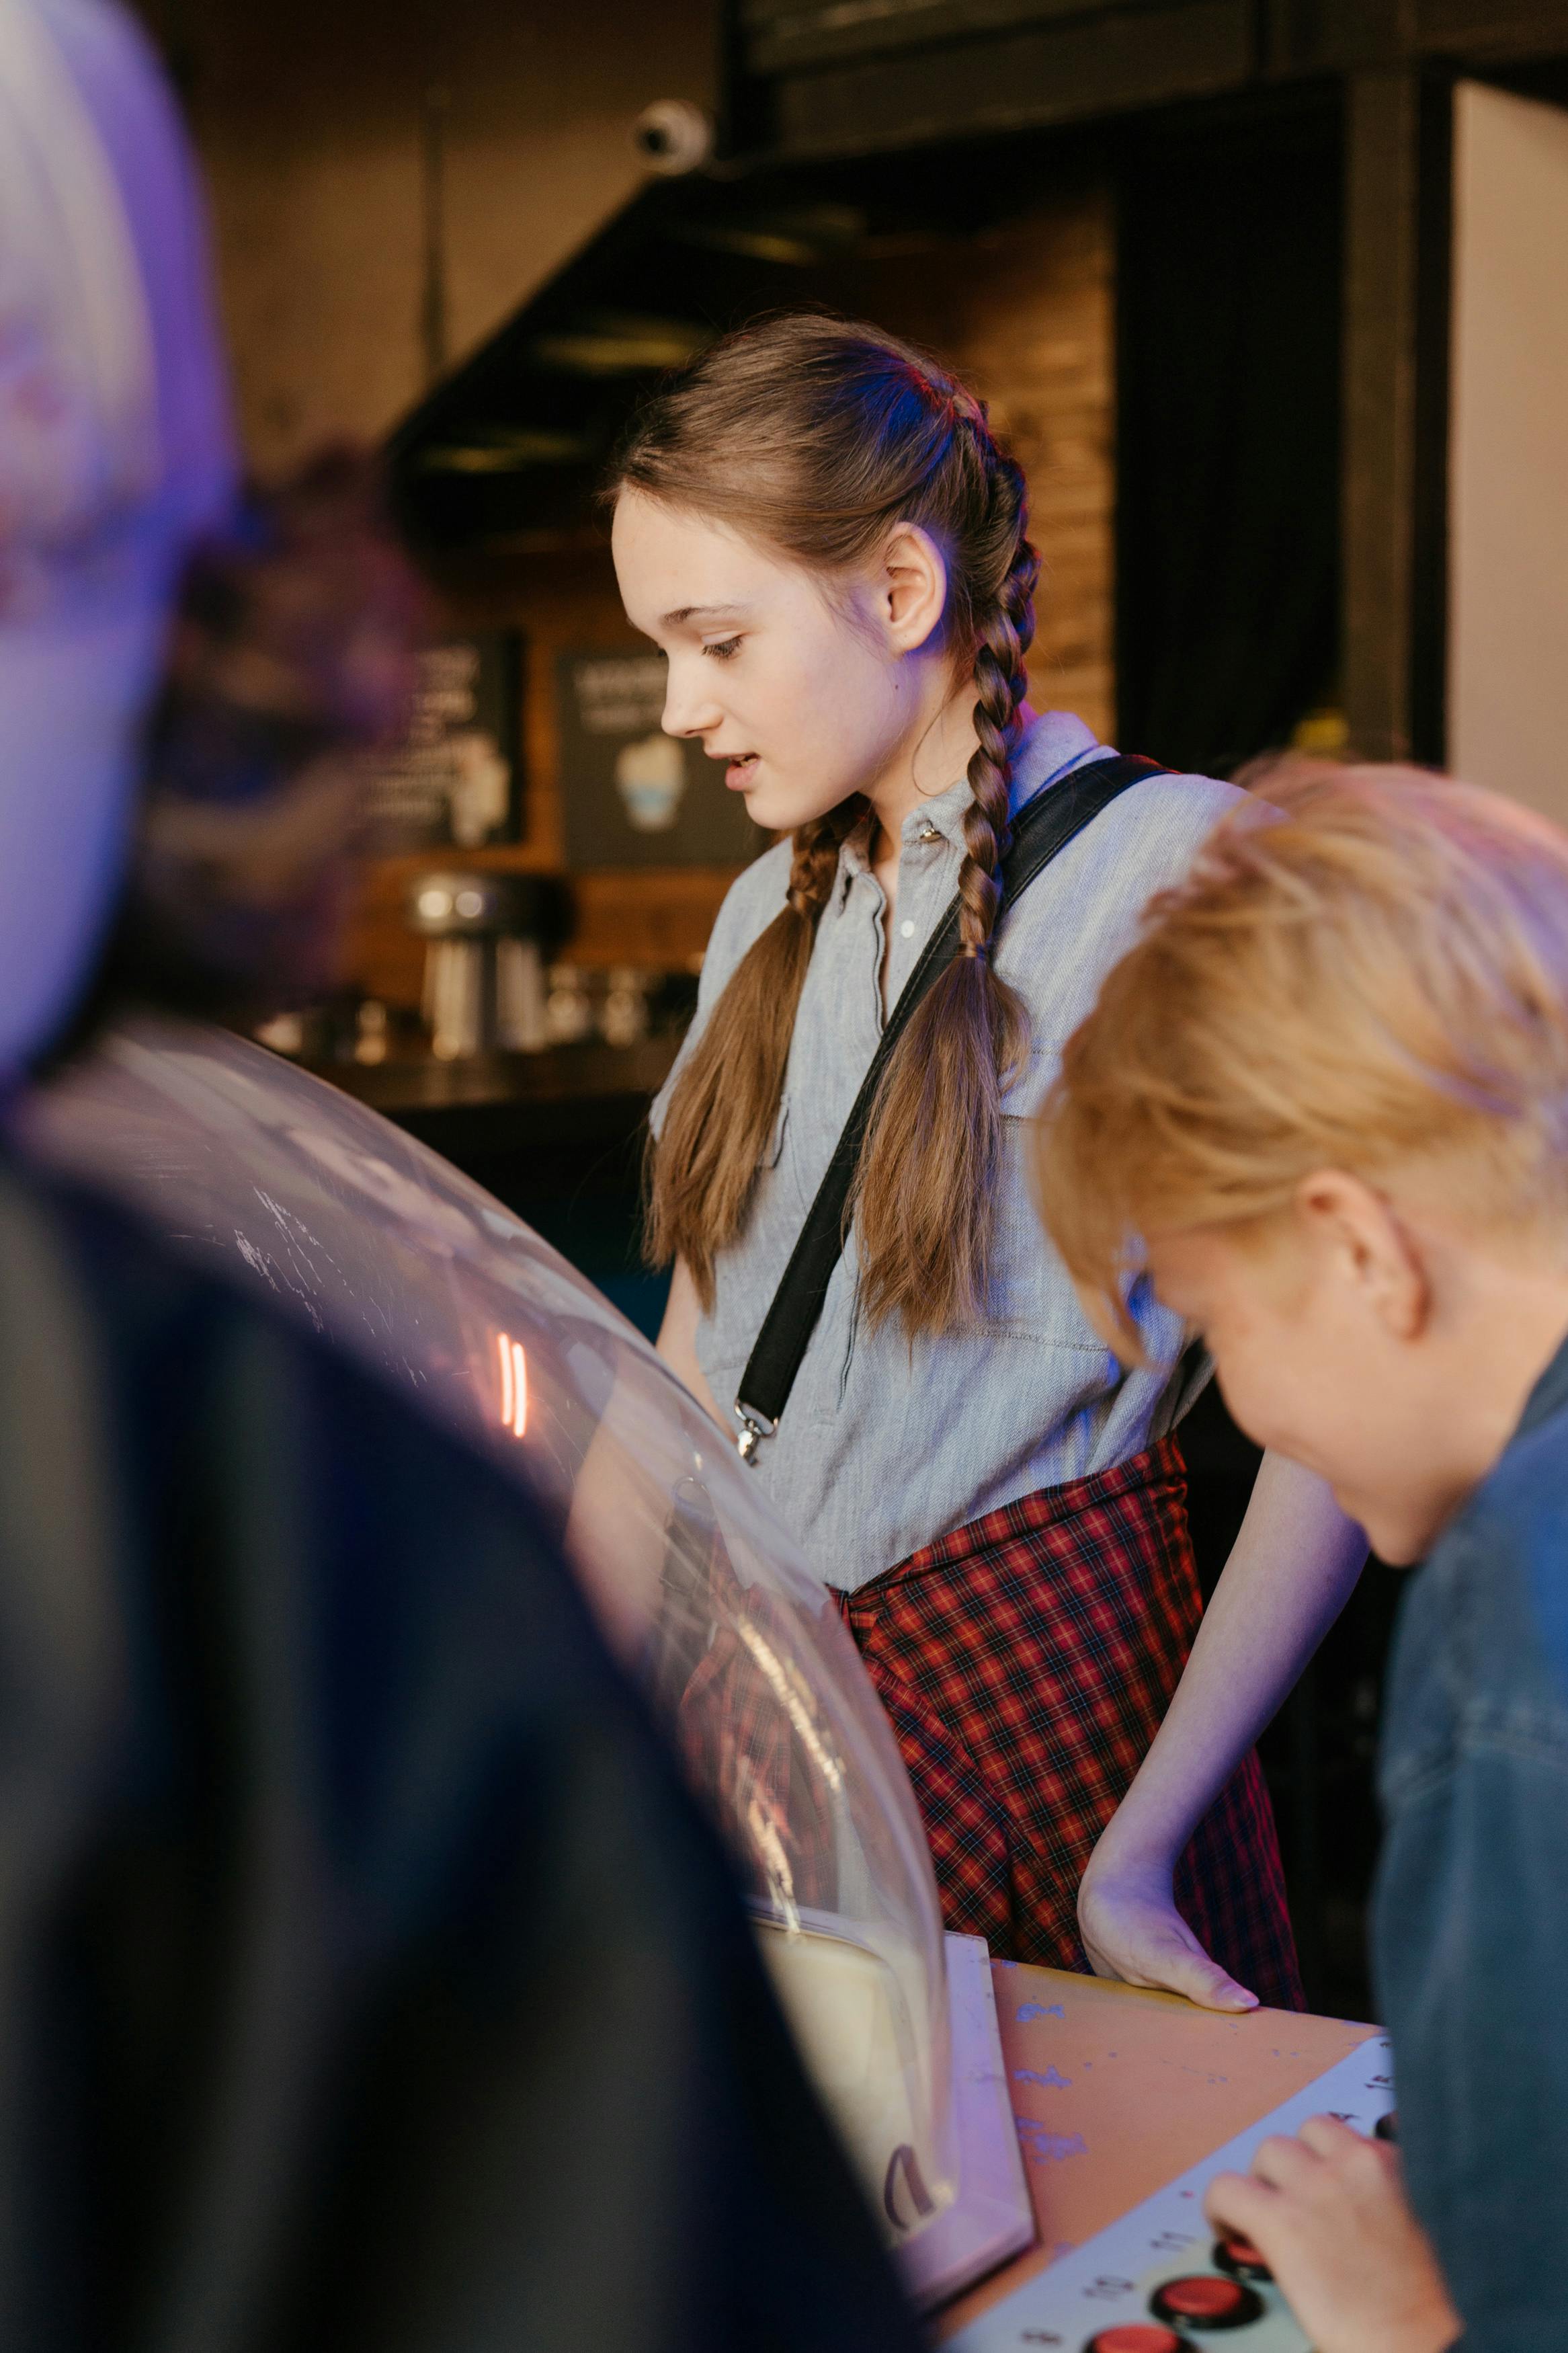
left=1213, top=2231, right=1272, bottom=2283
left=1203, top=2113, right=1462, bottom=2353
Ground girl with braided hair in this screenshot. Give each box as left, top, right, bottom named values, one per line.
left=610, top=315, right=1364, bottom=2013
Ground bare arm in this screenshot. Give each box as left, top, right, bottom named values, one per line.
left=562, top=1257, right=725, bottom=1662
left=1079, top=1449, right=1368, bottom=2009
left=656, top=1255, right=727, bottom=1430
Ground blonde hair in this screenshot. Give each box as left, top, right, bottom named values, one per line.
left=612, top=313, right=1037, bottom=1336
left=1036, top=765, right=1568, bottom=1356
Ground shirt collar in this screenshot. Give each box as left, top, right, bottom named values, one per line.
left=839, top=708, right=1108, bottom=885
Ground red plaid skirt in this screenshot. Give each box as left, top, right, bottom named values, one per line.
left=838, top=1436, right=1305, bottom=2011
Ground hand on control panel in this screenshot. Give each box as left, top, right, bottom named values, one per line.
left=1202, top=2114, right=1462, bottom=2353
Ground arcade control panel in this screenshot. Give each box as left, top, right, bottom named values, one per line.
left=950, top=2036, right=1394, bottom=2352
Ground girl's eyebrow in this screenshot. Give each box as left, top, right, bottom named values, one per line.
left=660, top=601, right=751, bottom=628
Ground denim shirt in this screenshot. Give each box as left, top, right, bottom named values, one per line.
left=1374, top=1326, right=1568, bottom=2352
left=652, top=711, right=1237, bottom=1590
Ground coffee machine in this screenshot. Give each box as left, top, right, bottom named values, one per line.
left=406, top=871, right=570, bottom=1059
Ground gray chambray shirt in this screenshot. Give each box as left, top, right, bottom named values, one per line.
left=651, top=709, right=1239, bottom=1591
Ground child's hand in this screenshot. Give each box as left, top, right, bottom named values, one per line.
left=1077, top=1853, right=1258, bottom=2011
left=1204, top=2115, right=1462, bottom=2353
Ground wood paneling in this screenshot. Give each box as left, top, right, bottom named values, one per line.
left=745, top=0, right=1134, bottom=78
left=734, top=0, right=1568, bottom=167
left=772, top=0, right=1250, bottom=155
left=818, top=186, right=1117, bottom=742
left=136, top=0, right=716, bottom=475
left=1418, top=0, right=1568, bottom=57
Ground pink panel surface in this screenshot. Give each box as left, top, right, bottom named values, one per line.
left=936, top=1963, right=1375, bottom=2338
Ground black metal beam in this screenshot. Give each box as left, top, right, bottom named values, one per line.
left=1342, top=64, right=1422, bottom=760
left=744, top=0, right=1147, bottom=79
left=1418, top=0, right=1568, bottom=58
left=772, top=0, right=1251, bottom=156
left=728, top=0, right=1568, bottom=164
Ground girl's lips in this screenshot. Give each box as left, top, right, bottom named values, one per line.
left=724, top=754, right=758, bottom=791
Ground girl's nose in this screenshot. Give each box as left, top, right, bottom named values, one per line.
left=661, top=658, right=722, bottom=740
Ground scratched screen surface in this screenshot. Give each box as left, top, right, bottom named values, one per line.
left=26, top=1012, right=954, bottom=2245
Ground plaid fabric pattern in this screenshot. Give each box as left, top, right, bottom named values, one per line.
left=838, top=1436, right=1305, bottom=2011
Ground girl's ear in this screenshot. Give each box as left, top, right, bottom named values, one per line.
left=879, top=523, right=950, bottom=655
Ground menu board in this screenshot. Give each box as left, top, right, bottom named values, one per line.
left=556, top=649, right=766, bottom=869
left=367, top=631, right=524, bottom=848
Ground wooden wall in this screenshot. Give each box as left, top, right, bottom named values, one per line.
left=345, top=180, right=1118, bottom=1006
left=132, top=0, right=716, bottom=475
left=819, top=178, right=1118, bottom=745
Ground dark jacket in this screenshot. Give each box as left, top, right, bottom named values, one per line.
left=0, top=1146, right=921, bottom=2353
left=1375, top=1330, right=1568, bottom=2353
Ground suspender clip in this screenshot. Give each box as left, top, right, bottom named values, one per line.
left=734, top=1403, right=776, bottom=1464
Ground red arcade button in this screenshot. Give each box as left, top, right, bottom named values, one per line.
left=1083, top=2327, right=1195, bottom=2353
left=1149, top=2274, right=1266, bottom=2329
left=1212, top=2232, right=1274, bottom=2282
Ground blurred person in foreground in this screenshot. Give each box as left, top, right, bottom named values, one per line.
left=1038, top=763, right=1568, bottom=2353
left=0, top=3, right=922, bottom=2346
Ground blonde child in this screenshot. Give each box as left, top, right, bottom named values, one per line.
left=1038, top=763, right=1568, bottom=2352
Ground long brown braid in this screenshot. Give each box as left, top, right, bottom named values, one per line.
left=643, top=794, right=862, bottom=1299
left=961, top=453, right=1040, bottom=961
left=854, top=444, right=1039, bottom=1332
left=616, top=315, right=1042, bottom=1331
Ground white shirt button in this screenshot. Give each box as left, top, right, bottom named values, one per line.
left=900, top=918, right=916, bottom=939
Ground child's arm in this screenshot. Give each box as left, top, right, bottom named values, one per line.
left=563, top=1258, right=726, bottom=1661
left=1203, top=2116, right=1460, bottom=2353
left=1078, top=1449, right=1366, bottom=2007
left=656, top=1255, right=727, bottom=1429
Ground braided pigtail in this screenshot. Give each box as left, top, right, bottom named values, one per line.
left=853, top=454, right=1038, bottom=1334
left=646, top=800, right=860, bottom=1308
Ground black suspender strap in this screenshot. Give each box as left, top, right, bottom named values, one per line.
left=731, top=751, right=1169, bottom=1460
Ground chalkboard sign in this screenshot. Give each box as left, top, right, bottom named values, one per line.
left=368, top=631, right=524, bottom=848
left=556, top=649, right=767, bottom=869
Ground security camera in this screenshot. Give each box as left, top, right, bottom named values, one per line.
left=632, top=98, right=714, bottom=176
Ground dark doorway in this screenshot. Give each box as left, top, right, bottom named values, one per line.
left=1116, top=97, right=1344, bottom=775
